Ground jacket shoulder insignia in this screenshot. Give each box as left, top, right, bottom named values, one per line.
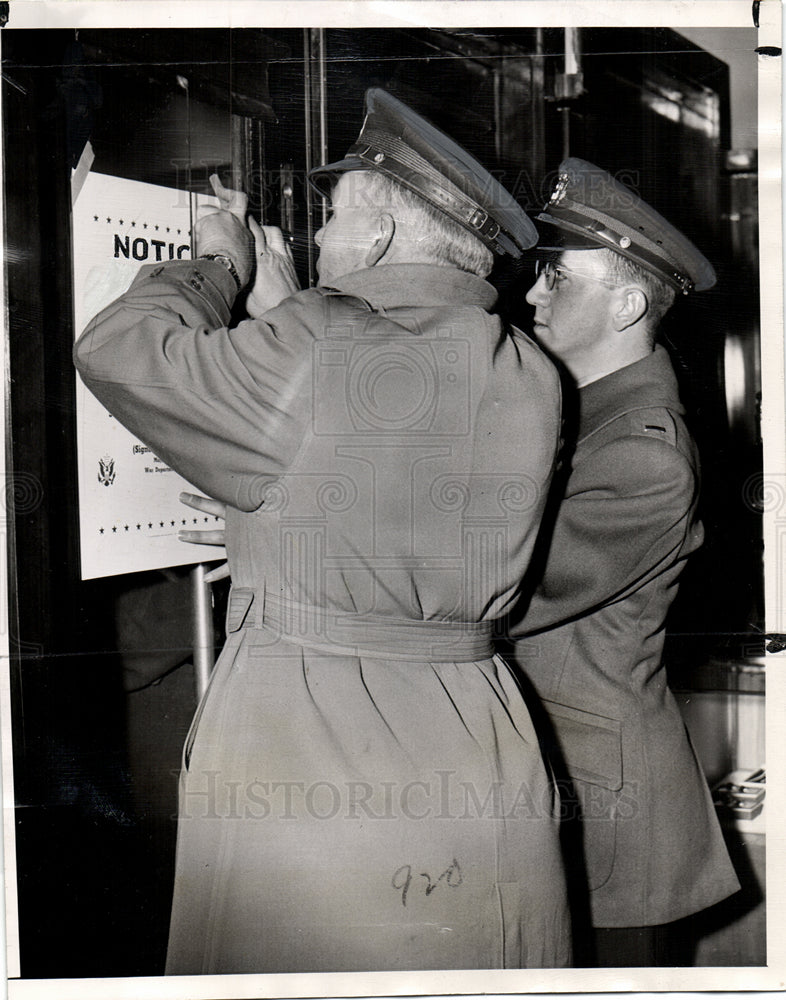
left=625, top=406, right=679, bottom=447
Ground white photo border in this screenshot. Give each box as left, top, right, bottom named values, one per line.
left=0, top=2, right=782, bottom=997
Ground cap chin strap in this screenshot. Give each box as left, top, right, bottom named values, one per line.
left=538, top=205, right=694, bottom=293
left=346, top=137, right=519, bottom=257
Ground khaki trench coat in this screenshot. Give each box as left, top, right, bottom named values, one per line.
left=75, top=260, right=572, bottom=972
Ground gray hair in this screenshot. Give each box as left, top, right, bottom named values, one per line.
left=360, top=171, right=495, bottom=278
left=599, top=248, right=677, bottom=329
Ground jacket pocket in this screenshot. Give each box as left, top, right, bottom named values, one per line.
left=543, top=700, right=622, bottom=790
left=543, top=700, right=623, bottom=891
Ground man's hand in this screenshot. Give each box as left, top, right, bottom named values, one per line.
left=195, top=174, right=254, bottom=288
left=178, top=492, right=229, bottom=583
left=246, top=218, right=301, bottom=319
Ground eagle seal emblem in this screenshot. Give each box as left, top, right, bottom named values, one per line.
left=98, top=455, right=116, bottom=486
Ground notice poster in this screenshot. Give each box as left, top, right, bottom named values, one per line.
left=72, top=170, right=226, bottom=579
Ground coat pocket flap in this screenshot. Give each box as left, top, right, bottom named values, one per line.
left=543, top=700, right=623, bottom=791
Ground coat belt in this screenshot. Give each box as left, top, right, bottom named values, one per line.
left=226, top=587, right=494, bottom=663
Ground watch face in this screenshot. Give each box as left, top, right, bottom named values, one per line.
left=204, top=253, right=241, bottom=288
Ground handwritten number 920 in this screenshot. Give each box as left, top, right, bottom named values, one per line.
left=392, top=859, right=463, bottom=907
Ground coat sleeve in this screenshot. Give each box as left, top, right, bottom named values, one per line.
left=509, top=431, right=701, bottom=635
left=74, top=259, right=321, bottom=511
left=479, top=329, right=562, bottom=618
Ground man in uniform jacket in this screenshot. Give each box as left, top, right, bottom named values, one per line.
left=74, top=89, right=572, bottom=973
left=506, top=159, right=740, bottom=966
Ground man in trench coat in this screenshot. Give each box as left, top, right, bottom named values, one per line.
left=75, top=89, right=572, bottom=973
left=506, top=158, right=740, bottom=966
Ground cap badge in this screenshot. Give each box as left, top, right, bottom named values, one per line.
left=549, top=173, right=570, bottom=206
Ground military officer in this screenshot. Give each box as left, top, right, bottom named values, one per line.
left=506, top=158, right=740, bottom=966
left=75, top=90, right=572, bottom=973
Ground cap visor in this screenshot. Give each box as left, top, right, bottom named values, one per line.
left=308, top=157, right=372, bottom=197
left=533, top=214, right=609, bottom=252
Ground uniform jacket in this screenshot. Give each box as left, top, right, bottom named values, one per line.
left=509, top=347, right=740, bottom=928
left=75, top=259, right=572, bottom=972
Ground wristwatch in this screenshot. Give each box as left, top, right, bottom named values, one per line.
left=201, top=253, right=242, bottom=291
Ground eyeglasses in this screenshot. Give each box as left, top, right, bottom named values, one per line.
left=534, top=259, right=622, bottom=291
